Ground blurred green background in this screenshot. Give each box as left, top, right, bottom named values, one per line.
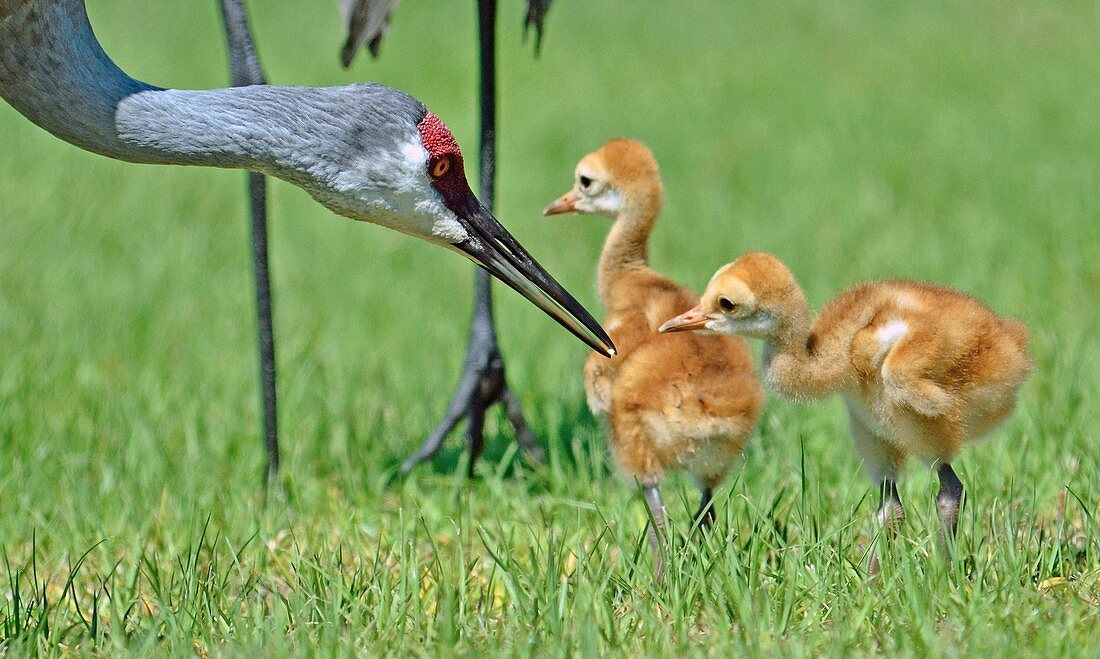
left=1, top=0, right=1097, bottom=654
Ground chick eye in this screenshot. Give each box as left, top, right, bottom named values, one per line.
left=578, top=175, right=593, bottom=189
left=719, top=297, right=738, bottom=313
left=431, top=157, right=451, bottom=178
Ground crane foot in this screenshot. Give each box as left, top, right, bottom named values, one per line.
left=400, top=272, right=544, bottom=476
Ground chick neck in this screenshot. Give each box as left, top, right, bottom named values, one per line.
left=760, top=286, right=854, bottom=401
left=597, top=181, right=663, bottom=305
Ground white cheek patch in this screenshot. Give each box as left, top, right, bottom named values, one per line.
left=591, top=189, right=624, bottom=215
left=705, top=317, right=727, bottom=333
left=577, top=188, right=623, bottom=216
left=400, top=138, right=429, bottom=171
left=706, top=312, right=776, bottom=337
left=321, top=133, right=469, bottom=243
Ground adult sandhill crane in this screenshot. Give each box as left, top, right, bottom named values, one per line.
left=0, top=0, right=613, bottom=479
left=339, top=0, right=561, bottom=475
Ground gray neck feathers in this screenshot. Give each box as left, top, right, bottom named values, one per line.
left=1, top=0, right=156, bottom=161
left=0, top=0, right=425, bottom=184
left=112, top=86, right=398, bottom=180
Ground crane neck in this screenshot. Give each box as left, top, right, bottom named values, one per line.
left=0, top=0, right=170, bottom=162
left=1, top=0, right=308, bottom=174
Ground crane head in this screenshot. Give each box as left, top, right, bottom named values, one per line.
left=313, top=93, right=614, bottom=357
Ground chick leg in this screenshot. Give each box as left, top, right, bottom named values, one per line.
left=868, top=478, right=905, bottom=577
left=936, top=462, right=965, bottom=548
left=875, top=479, right=906, bottom=527
left=694, top=486, right=716, bottom=530
left=848, top=403, right=906, bottom=577
left=643, top=484, right=667, bottom=578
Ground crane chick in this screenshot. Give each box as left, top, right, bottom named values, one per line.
left=544, top=139, right=763, bottom=568
left=661, top=252, right=1032, bottom=572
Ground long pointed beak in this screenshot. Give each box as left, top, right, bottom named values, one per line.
left=454, top=192, right=615, bottom=357
left=659, top=305, right=711, bottom=333
left=543, top=190, right=578, bottom=216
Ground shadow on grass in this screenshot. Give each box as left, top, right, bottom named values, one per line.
left=379, top=395, right=607, bottom=489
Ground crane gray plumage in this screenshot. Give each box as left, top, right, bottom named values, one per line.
left=3, top=3, right=417, bottom=195
left=0, top=0, right=613, bottom=355
left=339, top=0, right=554, bottom=66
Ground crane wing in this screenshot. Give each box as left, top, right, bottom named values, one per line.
left=340, top=0, right=402, bottom=67
left=339, top=0, right=557, bottom=66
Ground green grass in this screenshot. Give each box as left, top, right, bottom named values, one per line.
left=1, top=0, right=1098, bottom=654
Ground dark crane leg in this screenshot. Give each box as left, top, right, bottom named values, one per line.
left=401, top=0, right=544, bottom=475
left=219, top=0, right=280, bottom=486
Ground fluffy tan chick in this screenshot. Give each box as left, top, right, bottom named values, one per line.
left=544, top=139, right=763, bottom=562
left=661, top=252, right=1032, bottom=570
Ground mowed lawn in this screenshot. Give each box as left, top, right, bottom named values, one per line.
left=1, top=0, right=1098, bottom=654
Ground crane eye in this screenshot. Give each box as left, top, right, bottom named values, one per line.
left=578, top=175, right=593, bottom=189
left=431, top=157, right=451, bottom=178
left=719, top=297, right=738, bottom=313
